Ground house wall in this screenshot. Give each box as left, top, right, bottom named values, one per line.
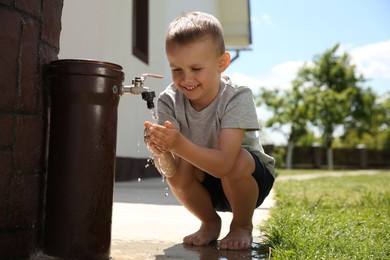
left=59, top=0, right=220, bottom=180
left=60, top=0, right=218, bottom=158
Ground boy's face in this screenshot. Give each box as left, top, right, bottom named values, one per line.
left=166, top=37, right=230, bottom=110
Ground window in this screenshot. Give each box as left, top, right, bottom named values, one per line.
left=132, top=0, right=149, bottom=64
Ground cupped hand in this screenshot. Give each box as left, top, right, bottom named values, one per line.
left=144, top=121, right=181, bottom=152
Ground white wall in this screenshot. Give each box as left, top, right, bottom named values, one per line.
left=59, top=0, right=223, bottom=158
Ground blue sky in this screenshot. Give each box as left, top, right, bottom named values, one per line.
left=226, top=0, right=390, bottom=95
left=225, top=0, right=390, bottom=144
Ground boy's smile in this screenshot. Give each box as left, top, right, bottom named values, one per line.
left=166, top=37, right=230, bottom=111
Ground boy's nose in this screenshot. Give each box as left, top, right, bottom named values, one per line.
left=181, top=72, right=194, bottom=85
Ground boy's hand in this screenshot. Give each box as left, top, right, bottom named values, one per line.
left=144, top=121, right=180, bottom=153
left=144, top=127, right=163, bottom=154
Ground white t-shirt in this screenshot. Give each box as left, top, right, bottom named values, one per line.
left=157, top=76, right=275, bottom=177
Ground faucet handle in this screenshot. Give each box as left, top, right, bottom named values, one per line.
left=133, top=73, right=163, bottom=87
left=141, top=73, right=164, bottom=80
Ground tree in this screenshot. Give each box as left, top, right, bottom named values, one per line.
left=341, top=93, right=390, bottom=149
left=296, top=44, right=375, bottom=169
left=380, top=95, right=390, bottom=148
left=257, top=79, right=310, bottom=169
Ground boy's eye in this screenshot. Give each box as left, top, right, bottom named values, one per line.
left=192, top=68, right=201, bottom=71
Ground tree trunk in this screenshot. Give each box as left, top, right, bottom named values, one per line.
left=327, top=146, right=334, bottom=170
left=285, top=142, right=294, bottom=169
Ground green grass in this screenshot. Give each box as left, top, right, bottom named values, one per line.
left=258, top=171, right=390, bottom=259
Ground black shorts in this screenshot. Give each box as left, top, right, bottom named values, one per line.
left=202, top=152, right=274, bottom=212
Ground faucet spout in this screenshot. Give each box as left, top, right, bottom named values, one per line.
left=142, top=91, right=156, bottom=109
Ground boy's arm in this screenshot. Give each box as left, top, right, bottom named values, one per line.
left=145, top=121, right=244, bottom=178
left=152, top=152, right=177, bottom=177
left=144, top=126, right=178, bottom=177
left=172, top=127, right=244, bottom=178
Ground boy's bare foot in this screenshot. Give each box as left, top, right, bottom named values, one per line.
left=219, top=224, right=252, bottom=250
left=183, top=220, right=221, bottom=246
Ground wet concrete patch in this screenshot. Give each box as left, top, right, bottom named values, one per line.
left=111, top=240, right=269, bottom=260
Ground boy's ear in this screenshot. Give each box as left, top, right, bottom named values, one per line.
left=219, top=51, right=231, bottom=72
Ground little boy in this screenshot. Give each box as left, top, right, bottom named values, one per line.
left=144, top=11, right=275, bottom=250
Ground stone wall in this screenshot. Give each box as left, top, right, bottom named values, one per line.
left=0, top=0, right=63, bottom=258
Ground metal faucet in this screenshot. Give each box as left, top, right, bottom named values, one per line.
left=120, top=73, right=163, bottom=109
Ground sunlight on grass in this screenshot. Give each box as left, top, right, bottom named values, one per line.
left=260, top=172, right=390, bottom=259
left=276, top=169, right=328, bottom=176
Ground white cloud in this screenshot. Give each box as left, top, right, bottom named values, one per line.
left=250, top=15, right=260, bottom=29
left=260, top=13, right=273, bottom=26
left=230, top=40, right=390, bottom=94
left=228, top=73, right=264, bottom=93
left=349, top=40, right=390, bottom=79
left=228, top=40, right=390, bottom=144
left=229, top=60, right=306, bottom=93
left=271, top=60, right=306, bottom=82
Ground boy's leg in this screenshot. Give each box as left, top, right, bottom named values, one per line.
left=167, top=160, right=221, bottom=246
left=219, top=148, right=258, bottom=250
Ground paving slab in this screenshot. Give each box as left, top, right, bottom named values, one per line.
left=111, top=177, right=274, bottom=259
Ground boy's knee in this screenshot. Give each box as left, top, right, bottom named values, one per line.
left=167, top=167, right=204, bottom=189
left=224, top=149, right=255, bottom=182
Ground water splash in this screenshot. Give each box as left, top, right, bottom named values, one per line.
left=137, top=139, right=141, bottom=154
left=145, top=157, right=153, bottom=169
left=149, top=108, right=158, bottom=122
left=155, top=155, right=168, bottom=178
left=145, top=106, right=172, bottom=198
left=161, top=176, right=169, bottom=197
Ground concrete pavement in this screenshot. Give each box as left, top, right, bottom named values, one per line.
left=31, top=170, right=384, bottom=259
left=111, top=177, right=274, bottom=259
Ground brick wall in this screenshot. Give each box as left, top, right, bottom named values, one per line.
left=0, top=1, right=63, bottom=258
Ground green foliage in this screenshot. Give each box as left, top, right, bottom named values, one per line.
left=256, top=79, right=310, bottom=145
left=340, top=93, right=390, bottom=149
left=271, top=146, right=286, bottom=169
left=261, top=172, right=390, bottom=259
left=296, top=44, right=374, bottom=149
left=295, top=131, right=320, bottom=147
left=256, top=43, right=386, bottom=169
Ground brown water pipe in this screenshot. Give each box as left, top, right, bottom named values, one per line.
left=43, top=59, right=158, bottom=259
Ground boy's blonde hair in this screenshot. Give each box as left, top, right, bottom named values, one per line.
left=166, top=11, right=226, bottom=55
